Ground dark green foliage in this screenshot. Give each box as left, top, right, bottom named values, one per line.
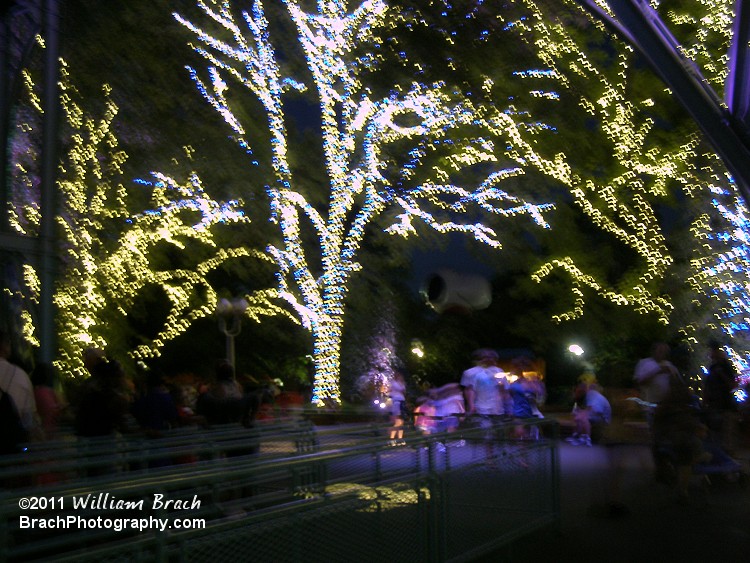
left=6, top=0, right=730, bottom=394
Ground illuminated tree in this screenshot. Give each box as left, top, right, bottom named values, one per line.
left=11, top=53, right=288, bottom=379
left=655, top=1, right=750, bottom=384
left=484, top=0, right=697, bottom=325
left=376, top=0, right=690, bottom=334
left=350, top=299, right=399, bottom=404
left=383, top=1, right=743, bottom=387
left=490, top=0, right=750, bottom=386
left=173, top=0, right=566, bottom=405
left=455, top=5, right=720, bottom=316
left=675, top=171, right=750, bottom=384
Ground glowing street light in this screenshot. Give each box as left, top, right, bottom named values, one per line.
left=216, top=297, right=249, bottom=373
left=568, top=344, right=585, bottom=357
left=411, top=339, right=425, bottom=359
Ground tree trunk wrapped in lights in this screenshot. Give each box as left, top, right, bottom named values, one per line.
left=174, top=0, right=560, bottom=405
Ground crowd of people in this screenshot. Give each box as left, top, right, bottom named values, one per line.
left=2, top=322, right=746, bottom=503
left=384, top=338, right=745, bottom=501
left=634, top=341, right=742, bottom=501
left=0, top=328, right=290, bottom=456
left=542, top=340, right=739, bottom=503
left=394, top=348, right=546, bottom=460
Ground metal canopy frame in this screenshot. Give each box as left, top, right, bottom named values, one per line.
left=578, top=0, right=750, bottom=202
left=1, top=0, right=59, bottom=363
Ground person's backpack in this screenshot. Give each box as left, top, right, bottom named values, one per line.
left=0, top=382, right=28, bottom=454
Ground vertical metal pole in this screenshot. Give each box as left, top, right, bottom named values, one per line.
left=0, top=10, right=13, bottom=339
left=38, top=0, right=59, bottom=364
left=725, top=0, right=750, bottom=127
left=227, top=332, right=235, bottom=371
left=0, top=10, right=10, bottom=233
left=551, top=423, right=561, bottom=532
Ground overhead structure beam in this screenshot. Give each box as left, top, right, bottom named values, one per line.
left=0, top=232, right=36, bottom=253
left=578, top=0, right=750, bottom=203
left=37, top=0, right=60, bottom=364
left=725, top=0, right=750, bottom=127
left=0, top=0, right=59, bottom=363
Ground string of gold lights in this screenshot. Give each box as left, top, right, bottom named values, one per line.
left=176, top=0, right=562, bottom=405
left=13, top=44, right=286, bottom=379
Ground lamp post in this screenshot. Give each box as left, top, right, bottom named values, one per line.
left=216, top=297, right=248, bottom=372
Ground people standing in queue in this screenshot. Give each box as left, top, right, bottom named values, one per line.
left=703, top=341, right=738, bottom=452
left=0, top=329, right=38, bottom=454
left=431, top=382, right=466, bottom=450
left=634, top=342, right=680, bottom=409
left=388, top=371, right=407, bottom=446
left=461, top=349, right=505, bottom=465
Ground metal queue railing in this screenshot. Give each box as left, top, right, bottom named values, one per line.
left=0, top=417, right=560, bottom=562
left=0, top=417, right=377, bottom=485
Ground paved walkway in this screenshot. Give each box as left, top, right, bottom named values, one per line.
left=500, top=439, right=750, bottom=562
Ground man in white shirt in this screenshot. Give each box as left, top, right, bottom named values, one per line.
left=461, top=349, right=507, bottom=464
left=633, top=342, right=678, bottom=406
left=461, top=349, right=506, bottom=416
left=0, top=329, right=38, bottom=432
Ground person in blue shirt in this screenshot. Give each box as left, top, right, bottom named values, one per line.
left=566, top=382, right=611, bottom=446
left=509, top=373, right=545, bottom=441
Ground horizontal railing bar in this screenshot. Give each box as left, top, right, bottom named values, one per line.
left=2, top=419, right=557, bottom=498
left=1, top=418, right=559, bottom=562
